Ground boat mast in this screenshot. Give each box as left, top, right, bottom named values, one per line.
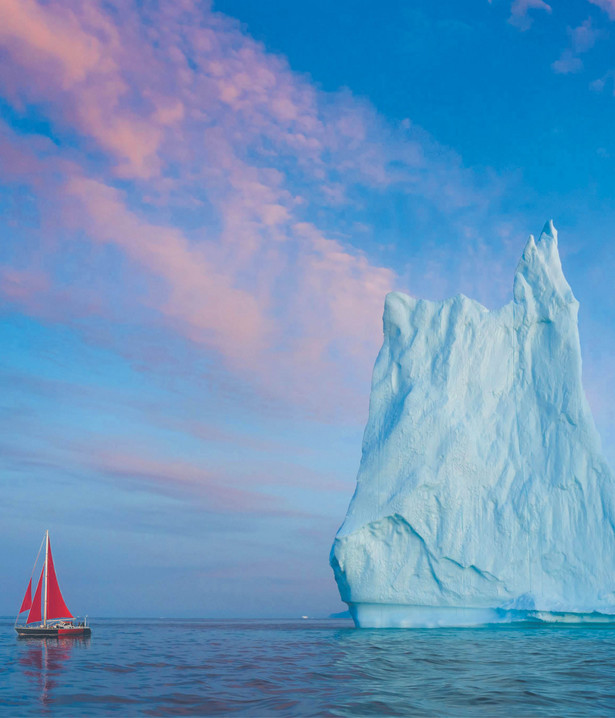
left=43, top=530, right=49, bottom=627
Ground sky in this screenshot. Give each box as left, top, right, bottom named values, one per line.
left=1, top=0, right=614, bottom=618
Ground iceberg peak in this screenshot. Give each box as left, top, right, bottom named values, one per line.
left=541, top=218, right=557, bottom=240
left=514, top=221, right=574, bottom=317
left=331, top=223, right=615, bottom=628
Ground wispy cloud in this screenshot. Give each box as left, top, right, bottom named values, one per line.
left=508, top=0, right=552, bottom=31
left=552, top=19, right=601, bottom=74
left=0, top=0, right=510, bottom=421
left=589, top=0, right=615, bottom=20
left=0, top=0, right=165, bottom=178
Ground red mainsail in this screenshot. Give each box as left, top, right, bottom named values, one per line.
left=26, top=569, right=44, bottom=624
left=46, top=540, right=73, bottom=620
left=19, top=578, right=32, bottom=614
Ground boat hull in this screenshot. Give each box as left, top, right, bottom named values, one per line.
left=15, top=626, right=91, bottom=638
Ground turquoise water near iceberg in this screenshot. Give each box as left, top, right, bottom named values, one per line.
left=1, top=618, right=614, bottom=716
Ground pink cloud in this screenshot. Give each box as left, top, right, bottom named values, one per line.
left=0, top=126, right=393, bottom=415
left=0, top=0, right=502, bottom=420
left=0, top=0, right=110, bottom=86
left=63, top=175, right=273, bottom=364
left=0, top=0, right=172, bottom=178
left=552, top=19, right=600, bottom=75
left=570, top=18, right=600, bottom=52
left=0, top=267, right=49, bottom=306
left=552, top=50, right=584, bottom=74
left=0, top=261, right=108, bottom=321
left=509, top=0, right=552, bottom=30
left=89, top=449, right=281, bottom=514
left=590, top=70, right=615, bottom=93
left=68, top=438, right=345, bottom=515
left=590, top=0, right=615, bottom=20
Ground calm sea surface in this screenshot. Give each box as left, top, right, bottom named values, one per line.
left=1, top=617, right=615, bottom=716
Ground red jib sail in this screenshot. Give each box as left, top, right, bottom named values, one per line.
left=19, top=578, right=32, bottom=614
left=46, top=540, right=73, bottom=620
left=26, top=569, right=44, bottom=624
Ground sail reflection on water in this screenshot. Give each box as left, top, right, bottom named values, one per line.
left=18, top=635, right=90, bottom=709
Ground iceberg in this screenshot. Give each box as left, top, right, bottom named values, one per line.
left=331, top=222, right=615, bottom=627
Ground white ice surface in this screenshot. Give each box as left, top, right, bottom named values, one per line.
left=331, top=222, right=615, bottom=627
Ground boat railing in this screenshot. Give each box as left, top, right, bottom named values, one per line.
left=44, top=616, right=88, bottom=628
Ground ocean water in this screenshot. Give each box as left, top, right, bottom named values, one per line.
left=1, top=618, right=615, bottom=716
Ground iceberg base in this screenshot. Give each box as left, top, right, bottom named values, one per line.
left=347, top=603, right=615, bottom=628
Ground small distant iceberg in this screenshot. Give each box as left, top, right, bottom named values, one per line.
left=331, top=222, right=615, bottom=628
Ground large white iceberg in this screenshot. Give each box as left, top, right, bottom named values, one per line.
left=331, top=222, right=615, bottom=627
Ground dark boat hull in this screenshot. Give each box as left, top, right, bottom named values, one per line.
left=15, top=626, right=91, bottom=638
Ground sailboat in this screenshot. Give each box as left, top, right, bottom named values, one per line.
left=15, top=531, right=91, bottom=638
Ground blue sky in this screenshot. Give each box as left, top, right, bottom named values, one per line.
left=1, top=0, right=614, bottom=617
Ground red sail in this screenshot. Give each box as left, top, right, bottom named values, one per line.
left=26, top=569, right=44, bottom=624
left=46, top=540, right=73, bottom=620
left=18, top=578, right=32, bottom=613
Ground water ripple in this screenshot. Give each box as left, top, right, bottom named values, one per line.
left=2, top=619, right=615, bottom=715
